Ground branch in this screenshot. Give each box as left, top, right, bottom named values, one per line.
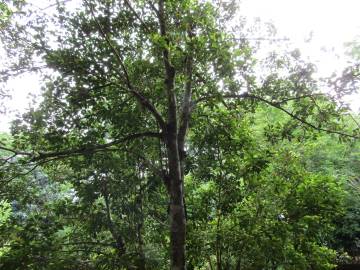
left=86, top=0, right=166, bottom=130
left=233, top=37, right=290, bottom=42
left=178, top=25, right=195, bottom=154
left=30, top=0, right=72, bottom=11
left=349, top=113, right=360, bottom=130
left=195, top=93, right=360, bottom=139
left=193, top=92, right=249, bottom=106
left=157, top=0, right=176, bottom=125
left=1, top=132, right=162, bottom=184
left=194, top=92, right=324, bottom=106
left=62, top=241, right=115, bottom=247
left=148, top=1, right=160, bottom=17
left=276, top=94, right=325, bottom=105
left=1, top=157, right=61, bottom=185
left=248, top=95, right=359, bottom=138
left=0, top=145, right=33, bottom=157
left=123, top=0, right=151, bottom=33
left=2, top=163, right=39, bottom=184
left=0, top=65, right=47, bottom=78
left=0, top=153, right=17, bottom=166
left=32, top=131, right=163, bottom=162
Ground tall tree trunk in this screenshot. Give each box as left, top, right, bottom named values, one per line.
left=157, top=1, right=188, bottom=267
left=166, top=128, right=186, bottom=270
left=137, top=175, right=146, bottom=270
left=103, top=185, right=125, bottom=256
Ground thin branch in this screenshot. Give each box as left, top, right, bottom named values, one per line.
left=348, top=113, right=360, bottom=130
left=250, top=95, right=359, bottom=138
left=85, top=82, right=115, bottom=93
left=1, top=132, right=161, bottom=186
left=0, top=145, right=33, bottom=157
left=194, top=92, right=324, bottom=106
left=195, top=93, right=360, bottom=139
left=32, top=131, right=162, bottom=162
left=62, top=241, right=115, bottom=247
left=123, top=0, right=151, bottom=33
left=276, top=94, right=325, bottom=105
left=178, top=25, right=195, bottom=150
left=193, top=92, right=248, bottom=106
left=148, top=1, right=159, bottom=17
left=4, top=164, right=39, bottom=182
left=0, top=65, right=47, bottom=78
left=309, top=95, right=325, bottom=114
left=30, top=0, right=73, bottom=11
left=1, top=157, right=57, bottom=185
left=251, top=94, right=359, bottom=139
left=0, top=153, right=17, bottom=166
left=233, top=37, right=290, bottom=42
left=86, top=0, right=166, bottom=129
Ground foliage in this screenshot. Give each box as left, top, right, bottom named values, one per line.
left=0, top=0, right=359, bottom=269
left=185, top=107, right=347, bottom=269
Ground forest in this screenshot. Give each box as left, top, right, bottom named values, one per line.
left=0, top=0, right=359, bottom=269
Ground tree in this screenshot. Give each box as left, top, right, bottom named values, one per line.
left=0, top=0, right=359, bottom=269
left=184, top=106, right=349, bottom=270
left=1, top=138, right=168, bottom=269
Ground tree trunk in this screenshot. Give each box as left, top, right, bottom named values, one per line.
left=235, top=260, right=241, bottom=270
left=157, top=0, right=188, bottom=267
left=166, top=127, right=186, bottom=270
left=103, top=179, right=125, bottom=255
left=137, top=179, right=146, bottom=270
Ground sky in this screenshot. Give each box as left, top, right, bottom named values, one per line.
left=240, top=0, right=360, bottom=74
left=241, top=0, right=359, bottom=45
left=0, top=0, right=360, bottom=132
left=240, top=0, right=360, bottom=112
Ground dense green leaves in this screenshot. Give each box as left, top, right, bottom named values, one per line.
left=0, top=0, right=359, bottom=269
left=185, top=106, right=350, bottom=269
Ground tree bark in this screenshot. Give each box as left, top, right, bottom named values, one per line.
left=102, top=182, right=125, bottom=256
left=166, top=127, right=186, bottom=270
left=158, top=0, right=187, bottom=267
left=136, top=174, right=146, bottom=270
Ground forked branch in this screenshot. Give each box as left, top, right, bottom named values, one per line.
left=86, top=0, right=166, bottom=130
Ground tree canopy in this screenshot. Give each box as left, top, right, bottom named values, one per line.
left=0, top=0, right=359, bottom=269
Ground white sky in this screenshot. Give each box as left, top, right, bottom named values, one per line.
left=240, top=0, right=360, bottom=112
left=0, top=0, right=360, bottom=132
left=241, top=0, right=360, bottom=45
left=240, top=0, right=360, bottom=74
